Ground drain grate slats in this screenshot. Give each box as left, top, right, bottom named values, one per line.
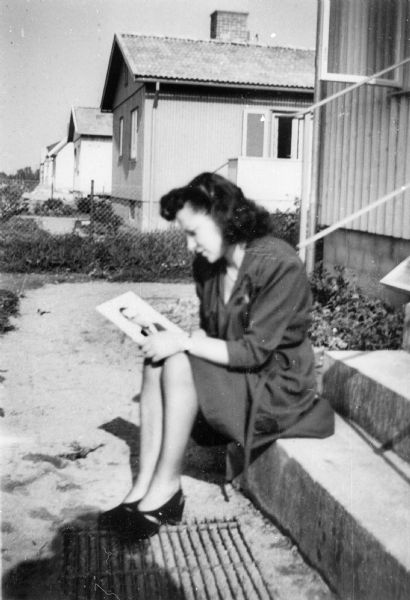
left=61, top=519, right=273, bottom=600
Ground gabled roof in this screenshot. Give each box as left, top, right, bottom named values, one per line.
left=48, top=137, right=69, bottom=157
left=101, top=34, right=314, bottom=110
left=68, top=107, right=113, bottom=141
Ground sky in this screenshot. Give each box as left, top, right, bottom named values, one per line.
left=0, top=0, right=317, bottom=174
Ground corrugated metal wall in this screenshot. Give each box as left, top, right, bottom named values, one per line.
left=318, top=0, right=410, bottom=240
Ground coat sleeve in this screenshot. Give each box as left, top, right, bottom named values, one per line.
left=226, top=254, right=312, bottom=369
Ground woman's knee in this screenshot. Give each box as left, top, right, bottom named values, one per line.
left=161, top=353, right=195, bottom=390
left=141, top=359, right=162, bottom=389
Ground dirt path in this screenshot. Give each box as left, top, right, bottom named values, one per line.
left=1, top=279, right=334, bottom=599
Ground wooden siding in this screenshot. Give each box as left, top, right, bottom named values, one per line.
left=317, top=0, right=410, bottom=240
left=111, top=76, right=145, bottom=201
left=143, top=90, right=311, bottom=228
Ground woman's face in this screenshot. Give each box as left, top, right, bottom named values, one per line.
left=176, top=203, right=226, bottom=263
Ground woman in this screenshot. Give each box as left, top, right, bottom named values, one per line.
left=99, top=172, right=334, bottom=540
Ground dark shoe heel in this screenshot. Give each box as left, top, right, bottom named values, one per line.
left=99, top=489, right=185, bottom=541
left=98, top=499, right=140, bottom=530
left=143, top=489, right=185, bottom=525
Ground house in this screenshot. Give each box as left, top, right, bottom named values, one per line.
left=25, top=138, right=75, bottom=207
left=100, top=10, right=315, bottom=230
left=40, top=138, right=74, bottom=195
left=67, top=106, right=113, bottom=197
left=310, top=0, right=410, bottom=302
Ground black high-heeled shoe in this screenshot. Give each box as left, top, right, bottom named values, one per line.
left=99, top=489, right=185, bottom=541
left=98, top=499, right=141, bottom=531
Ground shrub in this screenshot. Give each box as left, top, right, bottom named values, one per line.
left=0, top=218, right=94, bottom=272
left=0, top=181, right=29, bottom=220
left=270, top=205, right=299, bottom=248
left=33, top=198, right=76, bottom=216
left=0, top=289, right=19, bottom=333
left=76, top=196, right=91, bottom=213
left=309, top=264, right=404, bottom=350
left=90, top=228, right=191, bottom=281
left=0, top=218, right=191, bottom=280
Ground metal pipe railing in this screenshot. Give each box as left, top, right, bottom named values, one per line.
left=296, top=56, right=410, bottom=118
left=298, top=183, right=410, bottom=249
left=298, top=56, right=410, bottom=261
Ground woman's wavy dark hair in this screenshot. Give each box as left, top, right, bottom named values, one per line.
left=160, top=172, right=273, bottom=244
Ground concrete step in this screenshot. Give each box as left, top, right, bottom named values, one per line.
left=321, top=350, right=410, bottom=464
left=240, top=415, right=410, bottom=600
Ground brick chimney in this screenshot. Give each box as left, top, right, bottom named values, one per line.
left=210, top=11, right=249, bottom=43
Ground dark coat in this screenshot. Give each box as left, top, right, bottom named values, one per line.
left=189, top=235, right=334, bottom=474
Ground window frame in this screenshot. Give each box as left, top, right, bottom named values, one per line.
left=130, top=108, right=138, bottom=161
left=270, top=111, right=303, bottom=160
left=242, top=107, right=303, bottom=160
left=319, top=0, right=404, bottom=87
left=118, top=117, right=124, bottom=159
left=241, top=109, right=270, bottom=158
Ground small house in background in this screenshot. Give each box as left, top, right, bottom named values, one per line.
left=100, top=10, right=314, bottom=230
left=67, top=107, right=113, bottom=197
left=40, top=138, right=74, bottom=194
left=313, top=0, right=410, bottom=302
left=26, top=138, right=75, bottom=207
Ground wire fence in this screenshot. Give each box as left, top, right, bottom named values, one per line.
left=0, top=178, right=299, bottom=280
left=0, top=178, right=192, bottom=280
left=0, top=178, right=129, bottom=238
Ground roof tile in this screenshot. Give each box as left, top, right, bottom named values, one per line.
left=73, top=107, right=113, bottom=136
left=118, top=35, right=314, bottom=89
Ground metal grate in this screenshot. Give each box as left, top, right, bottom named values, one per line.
left=61, top=519, right=273, bottom=600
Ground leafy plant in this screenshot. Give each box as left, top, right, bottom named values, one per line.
left=33, top=198, right=76, bottom=216
left=270, top=203, right=299, bottom=248
left=309, top=264, right=404, bottom=350
left=0, top=181, right=29, bottom=220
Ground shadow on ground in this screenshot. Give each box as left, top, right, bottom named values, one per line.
left=2, top=512, right=186, bottom=600
left=99, top=392, right=227, bottom=486
left=2, top=402, right=227, bottom=599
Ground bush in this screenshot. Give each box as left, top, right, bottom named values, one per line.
left=0, top=181, right=29, bottom=220
left=76, top=196, right=91, bottom=213
left=0, top=289, right=19, bottom=333
left=270, top=205, right=299, bottom=248
left=0, top=217, right=94, bottom=272
left=0, top=219, right=191, bottom=280
left=309, top=264, right=404, bottom=350
left=89, top=228, right=191, bottom=280
left=33, top=198, right=76, bottom=216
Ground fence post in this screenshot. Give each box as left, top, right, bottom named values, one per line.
left=89, top=180, right=94, bottom=237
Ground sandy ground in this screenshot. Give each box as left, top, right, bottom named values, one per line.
left=0, top=276, right=334, bottom=599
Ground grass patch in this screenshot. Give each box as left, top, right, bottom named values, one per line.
left=0, top=289, right=19, bottom=333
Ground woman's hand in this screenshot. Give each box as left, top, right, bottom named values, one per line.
left=191, top=328, right=207, bottom=340
left=140, top=331, right=190, bottom=362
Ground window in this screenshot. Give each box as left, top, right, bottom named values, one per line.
left=243, top=109, right=303, bottom=160
left=244, top=112, right=267, bottom=157
left=124, top=63, right=128, bottom=87
left=319, top=0, right=404, bottom=87
left=119, top=117, right=124, bottom=158
left=130, top=108, right=138, bottom=160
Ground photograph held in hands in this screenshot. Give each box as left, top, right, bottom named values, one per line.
left=96, top=291, right=183, bottom=346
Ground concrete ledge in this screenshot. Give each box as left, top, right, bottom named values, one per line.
left=242, top=416, right=410, bottom=600
left=321, top=350, right=410, bottom=463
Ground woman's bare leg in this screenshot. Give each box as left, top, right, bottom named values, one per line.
left=123, top=360, right=164, bottom=503
left=138, top=351, right=198, bottom=511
